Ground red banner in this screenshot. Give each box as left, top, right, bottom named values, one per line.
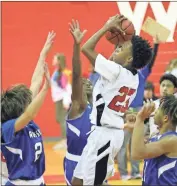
left=2, top=2, right=177, bottom=137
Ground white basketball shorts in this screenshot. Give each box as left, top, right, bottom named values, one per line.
left=73, top=126, right=124, bottom=185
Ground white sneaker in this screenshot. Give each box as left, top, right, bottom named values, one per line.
left=131, top=174, right=142, bottom=179
left=121, top=175, right=131, bottom=181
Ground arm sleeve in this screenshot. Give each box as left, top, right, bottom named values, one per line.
left=148, top=43, right=159, bottom=71
left=139, top=64, right=151, bottom=80
left=94, top=54, right=121, bottom=81
left=2, top=119, right=17, bottom=144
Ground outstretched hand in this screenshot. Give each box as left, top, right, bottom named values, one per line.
left=104, top=14, right=127, bottom=33
left=137, top=100, right=156, bottom=121
left=41, top=31, right=56, bottom=56
left=43, top=63, right=51, bottom=89
left=69, top=19, right=87, bottom=44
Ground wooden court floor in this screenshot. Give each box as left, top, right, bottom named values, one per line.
left=43, top=141, right=143, bottom=185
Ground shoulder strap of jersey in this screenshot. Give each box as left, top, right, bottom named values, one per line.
left=160, top=131, right=177, bottom=139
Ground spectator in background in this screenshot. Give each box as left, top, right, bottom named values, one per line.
left=165, top=58, right=177, bottom=97
left=51, top=53, right=72, bottom=149
left=149, top=73, right=177, bottom=136
left=143, top=81, right=158, bottom=142
left=144, top=81, right=158, bottom=101
left=117, top=35, right=161, bottom=181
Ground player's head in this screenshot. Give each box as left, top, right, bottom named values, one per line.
left=82, top=78, right=93, bottom=103
left=159, top=74, right=177, bottom=97
left=112, top=35, right=152, bottom=69
left=154, top=95, right=177, bottom=130
left=144, top=81, right=155, bottom=100
left=53, top=53, right=66, bottom=71
left=1, top=84, right=32, bottom=123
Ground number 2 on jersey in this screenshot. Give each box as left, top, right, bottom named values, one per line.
left=108, top=86, right=136, bottom=113
left=34, top=142, right=42, bottom=162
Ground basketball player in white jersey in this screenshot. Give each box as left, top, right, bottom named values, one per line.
left=72, top=15, right=153, bottom=185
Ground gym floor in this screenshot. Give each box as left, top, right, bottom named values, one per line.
left=43, top=141, right=143, bottom=185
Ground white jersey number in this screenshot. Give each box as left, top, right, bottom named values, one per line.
left=34, top=142, right=42, bottom=162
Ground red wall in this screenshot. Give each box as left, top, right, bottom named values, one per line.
left=2, top=2, right=177, bottom=137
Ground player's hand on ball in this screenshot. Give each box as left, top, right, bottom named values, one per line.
left=41, top=31, right=56, bottom=56
left=69, top=19, right=87, bottom=44
left=105, top=14, right=127, bottom=33
left=137, top=100, right=155, bottom=121
left=43, top=63, right=51, bottom=89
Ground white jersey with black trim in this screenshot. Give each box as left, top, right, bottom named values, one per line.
left=90, top=54, right=139, bottom=129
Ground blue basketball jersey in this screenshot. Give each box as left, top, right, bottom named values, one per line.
left=66, top=104, right=93, bottom=156
left=64, top=104, right=93, bottom=185
left=1, top=119, right=45, bottom=181
left=143, top=131, right=177, bottom=186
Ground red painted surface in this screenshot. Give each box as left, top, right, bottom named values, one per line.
left=2, top=2, right=177, bottom=137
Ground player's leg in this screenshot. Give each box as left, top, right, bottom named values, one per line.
left=102, top=181, right=111, bottom=185
left=72, top=138, right=90, bottom=186
left=1, top=176, right=8, bottom=186
left=72, top=129, right=100, bottom=185
left=64, top=157, right=79, bottom=185
left=129, top=137, right=141, bottom=179
left=55, top=100, right=66, bottom=138
left=71, top=177, right=83, bottom=185
left=117, top=130, right=131, bottom=180
left=83, top=128, right=124, bottom=185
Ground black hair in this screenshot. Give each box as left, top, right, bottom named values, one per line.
left=1, top=84, right=32, bottom=123
left=160, top=74, right=177, bottom=88
left=145, top=81, right=155, bottom=91
left=160, top=95, right=177, bottom=127
left=131, top=35, right=152, bottom=69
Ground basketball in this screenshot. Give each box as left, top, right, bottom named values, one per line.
left=105, top=18, right=135, bottom=46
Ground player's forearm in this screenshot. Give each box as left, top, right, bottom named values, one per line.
left=26, top=85, right=48, bottom=118
left=82, top=26, right=108, bottom=50
left=131, top=117, right=146, bottom=160
left=82, top=26, right=108, bottom=66
left=72, top=42, right=82, bottom=101
left=30, top=48, right=49, bottom=98
left=148, top=43, right=159, bottom=70
left=15, top=85, right=49, bottom=132
left=30, top=77, right=43, bottom=99
left=30, top=65, right=44, bottom=99
left=72, top=43, right=81, bottom=81
left=31, top=53, right=46, bottom=82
